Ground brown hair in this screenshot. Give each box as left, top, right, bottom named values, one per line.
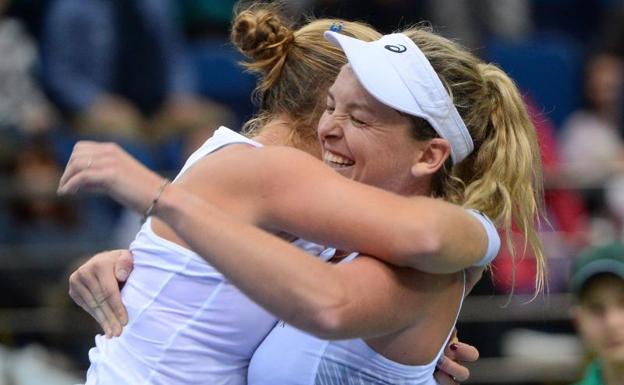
left=402, top=26, right=546, bottom=294
left=231, top=3, right=380, bottom=150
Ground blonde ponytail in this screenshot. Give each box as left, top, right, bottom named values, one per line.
left=402, top=27, right=546, bottom=294
left=465, top=64, right=546, bottom=294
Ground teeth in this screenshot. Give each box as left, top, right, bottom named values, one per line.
left=323, top=151, right=354, bottom=166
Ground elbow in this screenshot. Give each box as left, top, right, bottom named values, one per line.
left=309, top=305, right=351, bottom=340
left=301, top=287, right=354, bottom=340
left=399, top=227, right=444, bottom=272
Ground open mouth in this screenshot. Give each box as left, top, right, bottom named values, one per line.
left=323, top=151, right=355, bottom=168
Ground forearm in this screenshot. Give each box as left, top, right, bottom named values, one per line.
left=259, top=174, right=488, bottom=273
left=209, top=147, right=490, bottom=274
left=154, top=184, right=349, bottom=335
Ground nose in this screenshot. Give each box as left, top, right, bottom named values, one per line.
left=318, top=112, right=345, bottom=142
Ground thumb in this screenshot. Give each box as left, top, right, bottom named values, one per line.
left=114, top=250, right=135, bottom=282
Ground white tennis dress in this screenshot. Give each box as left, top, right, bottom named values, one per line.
left=247, top=211, right=499, bottom=385
left=83, top=127, right=327, bottom=385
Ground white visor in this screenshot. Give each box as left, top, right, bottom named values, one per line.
left=324, top=31, right=473, bottom=164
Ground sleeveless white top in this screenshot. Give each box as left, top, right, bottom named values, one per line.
left=83, top=126, right=501, bottom=385
left=247, top=211, right=500, bottom=385
left=83, top=127, right=327, bottom=385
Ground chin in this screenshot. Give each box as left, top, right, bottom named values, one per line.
left=603, top=344, right=624, bottom=363
left=333, top=167, right=353, bottom=179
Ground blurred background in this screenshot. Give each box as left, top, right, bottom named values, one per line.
left=1, top=0, right=623, bottom=383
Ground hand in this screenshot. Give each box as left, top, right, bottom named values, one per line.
left=81, top=95, right=145, bottom=138
left=434, top=330, right=479, bottom=385
left=68, top=250, right=135, bottom=337
left=57, top=141, right=165, bottom=214
left=151, top=96, right=222, bottom=142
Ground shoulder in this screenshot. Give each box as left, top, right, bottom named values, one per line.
left=217, top=145, right=330, bottom=184
left=176, top=144, right=329, bottom=204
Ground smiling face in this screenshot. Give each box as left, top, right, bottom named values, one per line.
left=317, top=65, right=430, bottom=196
left=573, top=274, right=624, bottom=365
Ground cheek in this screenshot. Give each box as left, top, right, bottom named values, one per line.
left=578, top=316, right=606, bottom=347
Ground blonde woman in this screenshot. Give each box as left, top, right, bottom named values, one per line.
left=60, top=8, right=544, bottom=385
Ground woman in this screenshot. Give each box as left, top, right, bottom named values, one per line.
left=62, top=8, right=486, bottom=384
left=60, top=8, right=543, bottom=385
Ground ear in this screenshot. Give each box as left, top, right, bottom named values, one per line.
left=410, top=138, right=452, bottom=178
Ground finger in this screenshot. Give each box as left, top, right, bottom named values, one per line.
left=59, top=155, right=98, bottom=193
left=58, top=154, right=86, bottom=189
left=114, top=250, right=134, bottom=325
left=68, top=278, right=97, bottom=320
left=115, top=250, right=134, bottom=282
left=91, top=304, right=113, bottom=338
left=58, top=166, right=104, bottom=195
left=434, top=369, right=458, bottom=385
left=95, top=263, right=127, bottom=328
left=59, top=142, right=98, bottom=185
left=437, top=355, right=470, bottom=382
left=69, top=276, right=111, bottom=335
left=97, top=297, right=123, bottom=337
left=450, top=342, right=479, bottom=363
left=92, top=271, right=123, bottom=335
left=59, top=141, right=107, bottom=188
left=77, top=270, right=114, bottom=337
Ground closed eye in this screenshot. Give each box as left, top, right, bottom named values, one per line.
left=350, top=116, right=367, bottom=126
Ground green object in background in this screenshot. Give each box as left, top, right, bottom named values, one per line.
left=572, top=361, right=604, bottom=385
left=179, top=0, right=236, bottom=27
left=570, top=242, right=624, bottom=294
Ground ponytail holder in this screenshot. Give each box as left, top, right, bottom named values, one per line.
left=329, top=22, right=343, bottom=33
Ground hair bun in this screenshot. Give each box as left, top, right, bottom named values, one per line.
left=231, top=8, right=294, bottom=63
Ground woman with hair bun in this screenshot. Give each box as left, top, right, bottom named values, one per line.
left=60, top=4, right=543, bottom=385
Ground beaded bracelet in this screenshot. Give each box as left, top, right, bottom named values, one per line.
left=141, top=178, right=171, bottom=224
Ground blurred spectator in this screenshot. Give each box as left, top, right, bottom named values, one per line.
left=178, top=0, right=236, bottom=37
left=426, top=0, right=532, bottom=49
left=570, top=242, right=624, bottom=385
left=310, top=0, right=428, bottom=33
left=0, top=0, right=64, bottom=245
left=0, top=0, right=56, bottom=160
left=8, top=140, right=68, bottom=241
left=560, top=53, right=623, bottom=194
left=559, top=52, right=624, bottom=241
left=311, top=0, right=531, bottom=48
left=41, top=0, right=220, bottom=168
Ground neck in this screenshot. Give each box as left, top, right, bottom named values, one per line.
left=252, top=115, right=321, bottom=159
left=602, top=360, right=624, bottom=385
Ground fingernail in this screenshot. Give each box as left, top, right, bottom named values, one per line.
left=117, top=269, right=129, bottom=281
left=450, top=343, right=458, bottom=351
